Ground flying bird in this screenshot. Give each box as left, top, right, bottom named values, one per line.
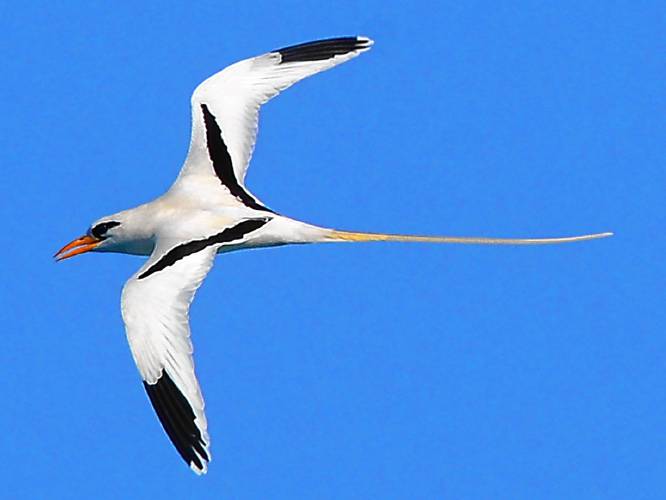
left=55, top=36, right=612, bottom=474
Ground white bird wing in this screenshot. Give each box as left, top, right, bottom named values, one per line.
left=175, top=36, right=373, bottom=210
left=120, top=217, right=271, bottom=474
left=121, top=238, right=217, bottom=474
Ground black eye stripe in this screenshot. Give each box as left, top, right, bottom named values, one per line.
left=91, top=221, right=121, bottom=239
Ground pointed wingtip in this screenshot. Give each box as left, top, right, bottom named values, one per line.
left=143, top=371, right=211, bottom=475
left=191, top=461, right=209, bottom=475
left=277, top=36, right=374, bottom=64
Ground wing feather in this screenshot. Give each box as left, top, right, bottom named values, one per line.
left=175, top=36, right=373, bottom=197
left=121, top=242, right=216, bottom=474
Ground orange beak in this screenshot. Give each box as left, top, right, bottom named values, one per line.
left=54, top=235, right=101, bottom=261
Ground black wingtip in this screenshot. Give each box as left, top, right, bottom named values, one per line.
left=143, top=371, right=209, bottom=473
left=277, top=36, right=373, bottom=64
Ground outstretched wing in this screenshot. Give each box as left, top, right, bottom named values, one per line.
left=120, top=218, right=271, bottom=474
left=175, top=36, right=373, bottom=208
left=121, top=240, right=216, bottom=474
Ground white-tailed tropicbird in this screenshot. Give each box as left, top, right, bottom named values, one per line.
left=55, top=36, right=612, bottom=474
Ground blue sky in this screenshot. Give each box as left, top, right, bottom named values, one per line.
left=1, top=1, right=663, bottom=498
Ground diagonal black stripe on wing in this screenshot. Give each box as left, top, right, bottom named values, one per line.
left=200, top=104, right=273, bottom=213
left=138, top=218, right=270, bottom=280
left=143, top=370, right=209, bottom=471
left=277, top=37, right=371, bottom=63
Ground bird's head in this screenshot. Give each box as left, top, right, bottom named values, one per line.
left=54, top=216, right=125, bottom=261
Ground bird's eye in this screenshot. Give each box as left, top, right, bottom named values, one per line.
left=90, top=221, right=121, bottom=239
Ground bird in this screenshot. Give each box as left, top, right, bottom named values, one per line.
left=55, top=36, right=612, bottom=474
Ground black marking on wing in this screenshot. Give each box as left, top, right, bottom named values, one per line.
left=200, top=104, right=273, bottom=213
left=277, top=37, right=371, bottom=63
left=143, top=370, right=209, bottom=472
left=138, top=218, right=270, bottom=280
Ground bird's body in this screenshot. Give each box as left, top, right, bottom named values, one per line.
left=56, top=36, right=611, bottom=474
left=94, top=191, right=324, bottom=257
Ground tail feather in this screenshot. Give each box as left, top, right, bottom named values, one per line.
left=326, top=229, right=613, bottom=245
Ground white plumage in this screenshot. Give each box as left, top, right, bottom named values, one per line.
left=55, top=36, right=612, bottom=474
